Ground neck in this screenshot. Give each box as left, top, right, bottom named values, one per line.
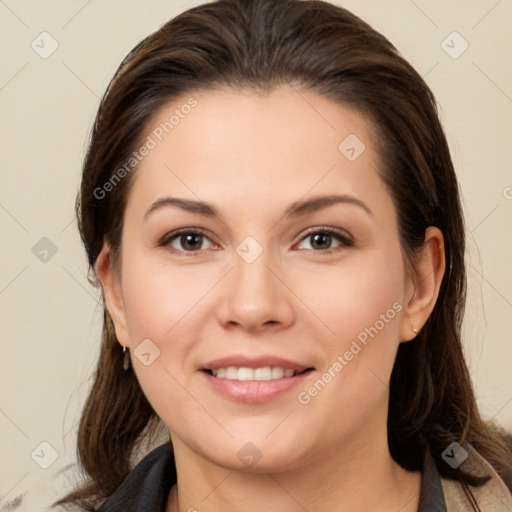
left=166, top=415, right=421, bottom=512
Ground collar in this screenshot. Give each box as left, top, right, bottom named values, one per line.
left=97, top=442, right=175, bottom=512
left=418, top=448, right=448, bottom=511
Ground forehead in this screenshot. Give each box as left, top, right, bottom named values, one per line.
left=127, top=85, right=391, bottom=221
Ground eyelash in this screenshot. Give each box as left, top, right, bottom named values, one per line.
left=158, top=226, right=354, bottom=256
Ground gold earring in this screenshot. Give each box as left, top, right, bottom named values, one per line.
left=123, top=346, right=130, bottom=371
left=412, top=328, right=419, bottom=334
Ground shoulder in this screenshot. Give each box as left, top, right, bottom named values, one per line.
left=440, top=446, right=512, bottom=511
left=1, top=442, right=176, bottom=512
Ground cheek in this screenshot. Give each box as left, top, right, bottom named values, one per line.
left=307, top=253, right=404, bottom=344
left=119, top=257, right=208, bottom=421
left=302, top=250, right=405, bottom=419
left=121, top=252, right=213, bottom=341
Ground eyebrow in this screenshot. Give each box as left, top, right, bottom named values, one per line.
left=143, top=193, right=373, bottom=222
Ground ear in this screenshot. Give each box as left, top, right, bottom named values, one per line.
left=94, top=241, right=130, bottom=348
left=400, top=226, right=446, bottom=342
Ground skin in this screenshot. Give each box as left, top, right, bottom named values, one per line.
left=96, top=85, right=445, bottom=512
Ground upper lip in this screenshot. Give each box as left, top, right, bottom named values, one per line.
left=201, top=355, right=314, bottom=373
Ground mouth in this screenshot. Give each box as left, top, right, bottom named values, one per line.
left=199, top=355, right=315, bottom=403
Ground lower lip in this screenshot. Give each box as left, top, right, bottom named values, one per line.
left=200, top=370, right=314, bottom=403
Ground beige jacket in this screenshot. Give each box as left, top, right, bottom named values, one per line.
left=438, top=447, right=512, bottom=511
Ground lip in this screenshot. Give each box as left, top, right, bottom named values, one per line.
left=199, top=354, right=315, bottom=404
left=200, top=355, right=313, bottom=373
left=200, top=368, right=315, bottom=403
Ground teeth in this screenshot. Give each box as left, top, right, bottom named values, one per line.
left=210, top=366, right=297, bottom=380
left=254, top=367, right=272, bottom=380
left=226, top=366, right=238, bottom=379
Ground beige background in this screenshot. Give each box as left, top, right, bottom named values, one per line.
left=1, top=0, right=511, bottom=509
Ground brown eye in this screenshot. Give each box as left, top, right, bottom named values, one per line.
left=176, top=233, right=205, bottom=251
left=160, top=229, right=216, bottom=254
left=296, top=228, right=353, bottom=252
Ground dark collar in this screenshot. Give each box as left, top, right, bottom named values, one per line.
left=97, top=442, right=175, bottom=512
left=97, top=442, right=447, bottom=511
left=419, top=448, right=448, bottom=511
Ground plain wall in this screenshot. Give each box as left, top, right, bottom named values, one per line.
left=1, top=0, right=511, bottom=509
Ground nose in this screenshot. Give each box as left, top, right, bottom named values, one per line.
left=215, top=246, right=295, bottom=333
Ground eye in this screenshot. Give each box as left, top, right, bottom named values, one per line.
left=159, top=229, right=218, bottom=254
left=295, top=227, right=353, bottom=252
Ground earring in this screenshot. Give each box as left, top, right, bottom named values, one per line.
left=123, top=346, right=130, bottom=371
left=412, top=328, right=419, bottom=334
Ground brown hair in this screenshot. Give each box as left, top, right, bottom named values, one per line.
left=55, top=0, right=512, bottom=509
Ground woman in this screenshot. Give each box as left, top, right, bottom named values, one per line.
left=55, top=0, right=512, bottom=510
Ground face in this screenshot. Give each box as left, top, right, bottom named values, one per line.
left=100, top=85, right=427, bottom=472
